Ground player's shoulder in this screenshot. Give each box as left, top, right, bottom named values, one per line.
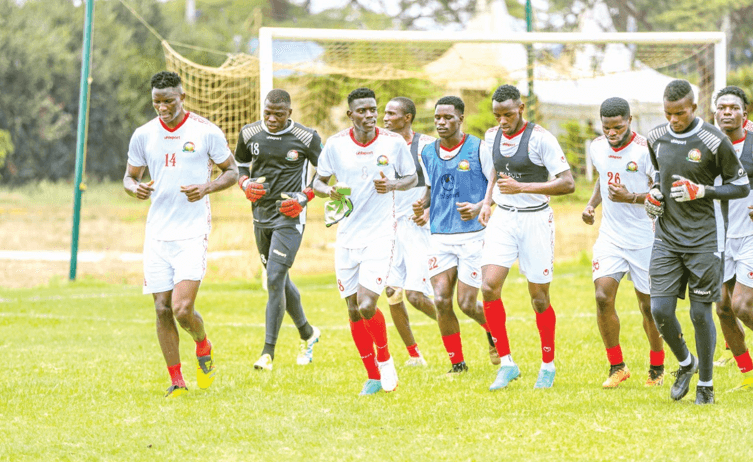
left=290, top=121, right=318, bottom=147
left=745, top=119, right=753, bottom=132
left=698, top=121, right=726, bottom=153
left=632, top=132, right=648, bottom=147
left=485, top=125, right=500, bottom=138
left=187, top=112, right=218, bottom=130
left=647, top=123, right=669, bottom=144
left=239, top=121, right=264, bottom=143
left=417, top=133, right=436, bottom=144
left=323, top=128, right=351, bottom=146
left=380, top=128, right=403, bottom=140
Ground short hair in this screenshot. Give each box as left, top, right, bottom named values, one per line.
left=348, top=87, right=376, bottom=107
left=600, top=97, right=631, bottom=118
left=664, top=79, right=694, bottom=103
left=389, top=97, right=416, bottom=122
left=492, top=84, right=521, bottom=103
left=715, top=85, right=750, bottom=107
left=151, top=71, right=182, bottom=90
left=435, top=96, right=464, bottom=114
left=266, top=89, right=291, bottom=105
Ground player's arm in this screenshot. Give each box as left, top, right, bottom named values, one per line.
left=374, top=171, right=417, bottom=194
left=644, top=143, right=664, bottom=217
left=670, top=140, right=748, bottom=202
left=497, top=169, right=575, bottom=196
left=478, top=165, right=497, bottom=227
left=313, top=174, right=342, bottom=200
left=123, top=163, right=154, bottom=200
left=582, top=179, right=601, bottom=225
left=181, top=155, right=239, bottom=203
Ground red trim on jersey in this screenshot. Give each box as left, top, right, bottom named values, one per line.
left=440, top=133, right=467, bottom=152
left=159, top=111, right=190, bottom=132
left=733, top=132, right=747, bottom=145
left=349, top=127, right=380, bottom=147
left=503, top=121, right=528, bottom=140
left=406, top=130, right=415, bottom=147
left=611, top=132, right=637, bottom=153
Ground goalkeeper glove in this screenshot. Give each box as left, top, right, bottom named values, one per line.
left=238, top=176, right=269, bottom=203
left=670, top=174, right=705, bottom=202
left=276, top=188, right=315, bottom=218
left=645, top=187, right=664, bottom=218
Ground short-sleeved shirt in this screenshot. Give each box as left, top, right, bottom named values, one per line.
left=127, top=112, right=232, bottom=241
left=647, top=117, right=748, bottom=253
left=726, top=132, right=753, bottom=239
left=590, top=132, right=655, bottom=249
left=484, top=123, right=570, bottom=208
left=234, top=120, right=322, bottom=229
left=394, top=131, right=435, bottom=222
left=317, top=128, right=416, bottom=249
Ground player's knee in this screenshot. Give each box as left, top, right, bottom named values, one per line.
left=154, top=302, right=173, bottom=321
left=716, top=299, right=734, bottom=318
left=386, top=286, right=403, bottom=305
left=531, top=296, right=549, bottom=313
left=405, top=290, right=423, bottom=307
left=172, top=299, right=194, bottom=324
left=433, top=293, right=452, bottom=313
left=480, top=280, right=500, bottom=302
left=594, top=289, right=613, bottom=310
left=357, top=302, right=377, bottom=320
left=689, top=303, right=712, bottom=325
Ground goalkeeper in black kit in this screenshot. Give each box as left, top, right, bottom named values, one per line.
left=645, top=80, right=749, bottom=404
left=235, top=89, right=323, bottom=371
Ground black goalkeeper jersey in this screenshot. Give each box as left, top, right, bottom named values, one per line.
left=235, top=120, right=322, bottom=228
left=647, top=117, right=746, bottom=253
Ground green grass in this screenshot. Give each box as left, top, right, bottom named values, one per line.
left=2, top=262, right=752, bottom=461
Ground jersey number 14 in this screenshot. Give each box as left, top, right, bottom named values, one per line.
left=165, top=153, right=177, bottom=167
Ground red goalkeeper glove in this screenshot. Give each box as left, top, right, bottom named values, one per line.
left=238, top=176, right=269, bottom=203
left=670, top=174, right=705, bottom=202
left=644, top=187, right=664, bottom=218
left=276, top=188, right=315, bottom=218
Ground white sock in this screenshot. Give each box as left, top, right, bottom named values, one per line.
left=678, top=354, right=692, bottom=367
left=499, top=354, right=515, bottom=366
left=541, top=361, right=555, bottom=372
left=697, top=380, right=713, bottom=387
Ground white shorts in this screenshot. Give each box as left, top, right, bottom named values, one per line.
left=481, top=206, right=554, bottom=284
left=143, top=234, right=208, bottom=294
left=427, top=234, right=483, bottom=289
left=724, top=235, right=753, bottom=288
left=388, top=218, right=433, bottom=296
left=335, top=238, right=395, bottom=298
left=591, top=237, right=651, bottom=294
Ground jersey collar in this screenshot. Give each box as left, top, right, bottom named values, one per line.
left=159, top=112, right=190, bottom=133
left=667, top=117, right=703, bottom=138
left=611, top=132, right=637, bottom=153
left=349, top=127, right=380, bottom=147
left=503, top=121, right=528, bottom=140
left=262, top=119, right=295, bottom=135
left=732, top=132, right=747, bottom=145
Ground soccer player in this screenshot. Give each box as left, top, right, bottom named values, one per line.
left=413, top=96, right=496, bottom=375
left=382, top=96, right=438, bottom=366
left=234, top=89, right=322, bottom=371
left=713, top=86, right=753, bottom=391
left=645, top=79, right=749, bottom=405
left=312, top=87, right=418, bottom=395
left=581, top=97, right=665, bottom=388
left=478, top=84, right=574, bottom=390
left=123, top=71, right=238, bottom=398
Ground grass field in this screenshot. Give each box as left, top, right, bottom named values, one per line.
left=2, top=182, right=752, bottom=461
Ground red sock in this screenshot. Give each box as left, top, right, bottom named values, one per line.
left=363, top=308, right=391, bottom=363
left=406, top=343, right=420, bottom=358
left=483, top=299, right=511, bottom=357
left=167, top=363, right=186, bottom=387
left=441, top=332, right=465, bottom=364
left=735, top=350, right=753, bottom=373
left=725, top=341, right=730, bottom=350
left=605, top=345, right=623, bottom=366
left=536, top=306, right=556, bottom=363
left=480, top=322, right=490, bottom=333
left=650, top=349, right=665, bottom=367
left=350, top=319, right=380, bottom=380
left=195, top=335, right=211, bottom=357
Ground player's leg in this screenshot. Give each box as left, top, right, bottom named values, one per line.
left=402, top=223, right=437, bottom=322
left=386, top=286, right=425, bottom=366
left=252, top=227, right=276, bottom=370
left=481, top=264, right=520, bottom=390
left=593, top=276, right=630, bottom=388
left=635, top=290, right=665, bottom=386
left=405, top=290, right=437, bottom=320
left=730, top=281, right=753, bottom=390
left=716, top=279, right=745, bottom=363
left=431, top=266, right=467, bottom=374
left=153, top=290, right=187, bottom=397
left=283, top=277, right=319, bottom=366
left=529, top=281, right=557, bottom=389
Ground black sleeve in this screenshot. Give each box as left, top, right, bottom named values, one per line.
left=234, top=130, right=252, bottom=164
left=306, top=130, right=323, bottom=168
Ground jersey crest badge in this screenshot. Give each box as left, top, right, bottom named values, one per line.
left=686, top=148, right=701, bottom=163
left=376, top=155, right=389, bottom=166
left=182, top=142, right=195, bottom=152
left=286, top=150, right=299, bottom=161
left=457, top=159, right=470, bottom=171
left=626, top=161, right=638, bottom=172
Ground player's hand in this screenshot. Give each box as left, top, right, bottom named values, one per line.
left=582, top=205, right=595, bottom=225
left=276, top=188, right=315, bottom=218
left=134, top=180, right=154, bottom=200
left=607, top=182, right=632, bottom=202
left=413, top=207, right=429, bottom=227
left=478, top=203, right=492, bottom=226
left=328, top=182, right=350, bottom=201
left=457, top=201, right=481, bottom=221
left=180, top=184, right=207, bottom=203
left=749, top=205, right=753, bottom=222
left=373, top=171, right=393, bottom=194
left=645, top=188, right=664, bottom=218
left=412, top=198, right=426, bottom=219
left=239, top=176, right=269, bottom=202
left=670, top=175, right=705, bottom=202
left=497, top=173, right=523, bottom=194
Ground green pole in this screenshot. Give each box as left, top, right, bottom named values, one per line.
left=69, top=0, right=94, bottom=281
left=526, top=0, right=535, bottom=123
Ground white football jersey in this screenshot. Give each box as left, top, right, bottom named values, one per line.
left=394, top=132, right=434, bottom=223
left=127, top=113, right=232, bottom=241
left=485, top=124, right=571, bottom=208
left=590, top=132, right=655, bottom=249
left=726, top=133, right=753, bottom=239
left=318, top=128, right=417, bottom=248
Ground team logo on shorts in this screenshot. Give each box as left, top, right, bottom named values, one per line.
left=471, top=271, right=478, bottom=279
left=376, top=277, right=383, bottom=285
left=592, top=260, right=599, bottom=272
left=376, top=155, right=389, bottom=166
left=543, top=268, right=550, bottom=276
left=626, top=161, right=638, bottom=172
left=457, top=160, right=470, bottom=171
left=686, top=148, right=702, bottom=162
left=182, top=142, right=195, bottom=152
left=440, top=174, right=455, bottom=191
left=748, top=272, right=753, bottom=279
left=286, top=150, right=299, bottom=161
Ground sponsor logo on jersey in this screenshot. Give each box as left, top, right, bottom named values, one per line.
left=286, top=150, right=299, bottom=161
left=671, top=139, right=687, bottom=145
left=182, top=142, right=195, bottom=152
left=273, top=249, right=287, bottom=258
left=164, top=135, right=180, bottom=140
left=267, top=136, right=282, bottom=140
left=503, top=163, right=523, bottom=179
left=457, top=160, right=470, bottom=171
left=692, top=289, right=711, bottom=295
left=686, top=148, right=701, bottom=162
left=376, top=155, right=389, bottom=166
left=356, top=151, right=373, bottom=156
left=502, top=142, right=516, bottom=148
left=440, top=173, right=455, bottom=191
left=626, top=161, right=638, bottom=172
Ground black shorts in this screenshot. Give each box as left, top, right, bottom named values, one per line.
left=254, top=226, right=304, bottom=268
left=648, top=244, right=723, bottom=302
